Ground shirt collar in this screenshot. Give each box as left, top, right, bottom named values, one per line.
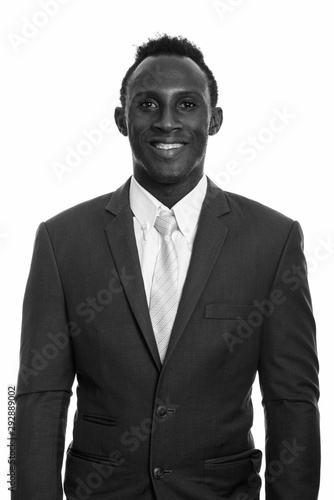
left=129, top=175, right=207, bottom=245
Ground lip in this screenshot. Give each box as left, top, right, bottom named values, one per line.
left=147, top=141, right=187, bottom=157
left=152, top=143, right=184, bottom=150
left=148, top=138, right=188, bottom=145
left=147, top=138, right=188, bottom=157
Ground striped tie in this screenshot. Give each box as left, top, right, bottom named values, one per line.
left=149, top=211, right=179, bottom=363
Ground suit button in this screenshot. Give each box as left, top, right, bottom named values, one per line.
left=153, top=467, right=164, bottom=479
left=156, top=405, right=167, bottom=418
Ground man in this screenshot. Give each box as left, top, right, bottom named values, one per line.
left=13, top=34, right=320, bottom=499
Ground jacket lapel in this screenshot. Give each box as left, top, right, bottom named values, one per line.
left=103, top=176, right=230, bottom=371
left=104, top=178, right=161, bottom=370
left=161, top=178, right=230, bottom=369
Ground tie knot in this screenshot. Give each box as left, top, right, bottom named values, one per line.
left=154, top=211, right=177, bottom=237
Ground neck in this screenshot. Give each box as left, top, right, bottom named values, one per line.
left=133, top=167, right=204, bottom=209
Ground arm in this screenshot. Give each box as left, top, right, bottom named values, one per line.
left=258, top=221, right=320, bottom=499
left=12, top=222, right=76, bottom=500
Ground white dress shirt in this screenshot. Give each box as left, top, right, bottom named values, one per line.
left=129, top=175, right=208, bottom=304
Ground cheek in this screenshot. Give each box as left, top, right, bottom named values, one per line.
left=127, top=118, right=151, bottom=143
left=188, top=112, right=211, bottom=135
left=127, top=124, right=143, bottom=146
left=193, top=126, right=210, bottom=147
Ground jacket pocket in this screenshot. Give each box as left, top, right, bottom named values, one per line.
left=67, top=446, right=120, bottom=466
left=205, top=304, right=259, bottom=319
left=204, top=448, right=262, bottom=498
left=205, top=448, right=262, bottom=471
left=83, top=413, right=117, bottom=426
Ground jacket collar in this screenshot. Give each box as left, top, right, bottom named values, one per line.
left=105, top=175, right=230, bottom=219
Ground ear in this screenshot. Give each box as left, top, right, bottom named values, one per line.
left=114, top=107, right=128, bottom=136
left=209, top=107, right=223, bottom=136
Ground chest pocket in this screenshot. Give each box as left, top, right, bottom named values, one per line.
left=205, top=304, right=260, bottom=320
left=204, top=304, right=264, bottom=356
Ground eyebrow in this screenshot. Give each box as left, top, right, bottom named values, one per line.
left=131, top=90, right=205, bottom=100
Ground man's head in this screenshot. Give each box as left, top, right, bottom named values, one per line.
left=120, top=34, right=219, bottom=111
left=115, top=34, right=223, bottom=191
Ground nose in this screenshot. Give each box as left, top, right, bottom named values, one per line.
left=152, top=105, right=182, bottom=132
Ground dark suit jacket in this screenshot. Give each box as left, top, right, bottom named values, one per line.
left=13, top=177, right=320, bottom=500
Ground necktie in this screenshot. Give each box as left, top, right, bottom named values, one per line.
left=149, top=211, right=179, bottom=363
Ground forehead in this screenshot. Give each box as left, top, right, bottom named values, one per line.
left=128, top=55, right=210, bottom=99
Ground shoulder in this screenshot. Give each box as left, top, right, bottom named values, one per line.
left=207, top=177, right=293, bottom=227
left=206, top=178, right=298, bottom=246
left=216, top=189, right=305, bottom=265
left=224, top=190, right=294, bottom=227
left=43, top=177, right=131, bottom=233
left=44, top=191, right=114, bottom=230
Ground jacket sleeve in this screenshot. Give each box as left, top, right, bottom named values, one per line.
left=12, top=222, right=76, bottom=500
left=258, top=220, right=320, bottom=499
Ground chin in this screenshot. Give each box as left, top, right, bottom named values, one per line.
left=147, top=164, right=195, bottom=185
left=153, top=173, right=183, bottom=184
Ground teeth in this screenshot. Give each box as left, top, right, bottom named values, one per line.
left=153, top=143, right=184, bottom=150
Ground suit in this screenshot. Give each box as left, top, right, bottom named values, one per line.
left=13, top=176, right=320, bottom=499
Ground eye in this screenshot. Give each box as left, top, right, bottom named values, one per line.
left=179, top=100, right=196, bottom=109
left=140, top=101, right=158, bottom=109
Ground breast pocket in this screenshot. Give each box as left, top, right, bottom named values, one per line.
left=204, top=304, right=264, bottom=355
left=205, top=304, right=260, bottom=320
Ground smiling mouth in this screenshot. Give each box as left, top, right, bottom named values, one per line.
left=150, top=142, right=186, bottom=150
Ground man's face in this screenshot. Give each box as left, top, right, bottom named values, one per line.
left=116, top=55, right=221, bottom=184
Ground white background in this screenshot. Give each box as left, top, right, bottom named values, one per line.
left=1, top=0, right=333, bottom=498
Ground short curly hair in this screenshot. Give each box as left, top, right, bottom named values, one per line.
left=120, top=34, right=219, bottom=109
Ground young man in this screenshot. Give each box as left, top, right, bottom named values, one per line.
left=13, top=34, right=320, bottom=499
